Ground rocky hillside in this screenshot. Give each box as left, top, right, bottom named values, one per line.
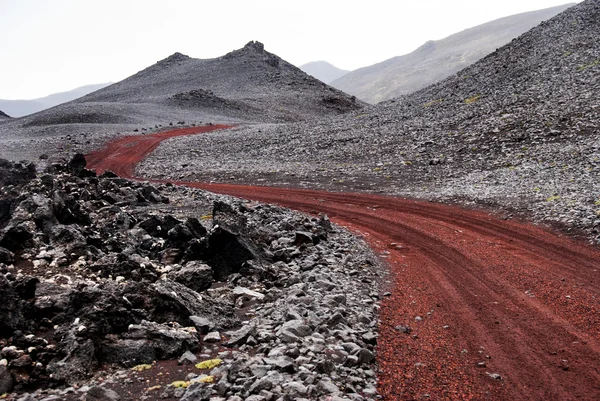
left=300, top=61, right=349, bottom=84
left=0, top=157, right=381, bottom=400
left=0, top=83, right=111, bottom=118
left=331, top=3, right=574, bottom=103
left=0, top=42, right=363, bottom=163
left=0, top=110, right=10, bottom=121
left=140, top=0, right=600, bottom=243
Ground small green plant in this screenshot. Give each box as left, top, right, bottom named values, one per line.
left=563, top=51, right=572, bottom=57
left=578, top=59, right=600, bottom=71
left=465, top=94, right=481, bottom=104
left=546, top=195, right=561, bottom=202
left=594, top=199, right=600, bottom=206
left=423, top=98, right=443, bottom=107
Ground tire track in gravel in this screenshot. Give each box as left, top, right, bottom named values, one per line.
left=86, top=127, right=600, bottom=401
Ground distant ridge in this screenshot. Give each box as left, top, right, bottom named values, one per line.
left=0, top=110, right=10, bottom=120
left=300, top=61, right=349, bottom=84
left=331, top=3, right=574, bottom=103
left=0, top=83, right=112, bottom=117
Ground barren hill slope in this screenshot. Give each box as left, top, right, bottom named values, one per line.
left=0, top=110, right=10, bottom=121
left=0, top=83, right=111, bottom=117
left=140, top=0, right=600, bottom=242
left=331, top=3, right=574, bottom=103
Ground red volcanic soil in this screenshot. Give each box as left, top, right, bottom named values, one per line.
left=85, top=125, right=233, bottom=177
left=86, top=128, right=600, bottom=401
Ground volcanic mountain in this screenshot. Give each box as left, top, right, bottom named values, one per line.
left=9, top=42, right=362, bottom=130
left=300, top=61, right=349, bottom=84
left=332, top=3, right=574, bottom=103
left=139, top=0, right=600, bottom=242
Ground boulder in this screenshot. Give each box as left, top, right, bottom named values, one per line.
left=47, top=328, right=97, bottom=383
left=138, top=215, right=181, bottom=238
left=99, top=338, right=155, bottom=367
left=293, top=231, right=315, bottom=246
left=149, top=279, right=238, bottom=330
left=122, top=320, right=199, bottom=359
left=167, top=261, right=213, bottom=292
left=0, top=365, right=13, bottom=394
left=49, top=224, right=87, bottom=257
left=0, top=246, right=14, bottom=264
left=0, top=223, right=34, bottom=252
left=178, top=350, right=198, bottom=365
left=0, top=159, right=36, bottom=188
left=84, top=386, right=121, bottom=401
left=224, top=324, right=256, bottom=347
left=189, top=316, right=214, bottom=334
left=66, top=153, right=88, bottom=177
left=0, top=275, right=28, bottom=336
left=203, top=226, right=257, bottom=281
left=180, top=382, right=212, bottom=401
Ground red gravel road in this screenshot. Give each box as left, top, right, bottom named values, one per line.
left=86, top=126, right=600, bottom=400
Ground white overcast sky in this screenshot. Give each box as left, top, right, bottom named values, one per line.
left=0, top=0, right=579, bottom=99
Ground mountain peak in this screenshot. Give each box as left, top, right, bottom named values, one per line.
left=159, top=52, right=191, bottom=65
left=243, top=41, right=265, bottom=51
left=222, top=41, right=280, bottom=67
left=300, top=61, right=350, bottom=84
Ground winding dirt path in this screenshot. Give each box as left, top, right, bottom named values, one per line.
left=86, top=126, right=600, bottom=400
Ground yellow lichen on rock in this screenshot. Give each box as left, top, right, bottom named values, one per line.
left=198, top=375, right=215, bottom=383
left=131, top=363, right=154, bottom=371
left=170, top=380, right=190, bottom=388
left=195, top=358, right=223, bottom=369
